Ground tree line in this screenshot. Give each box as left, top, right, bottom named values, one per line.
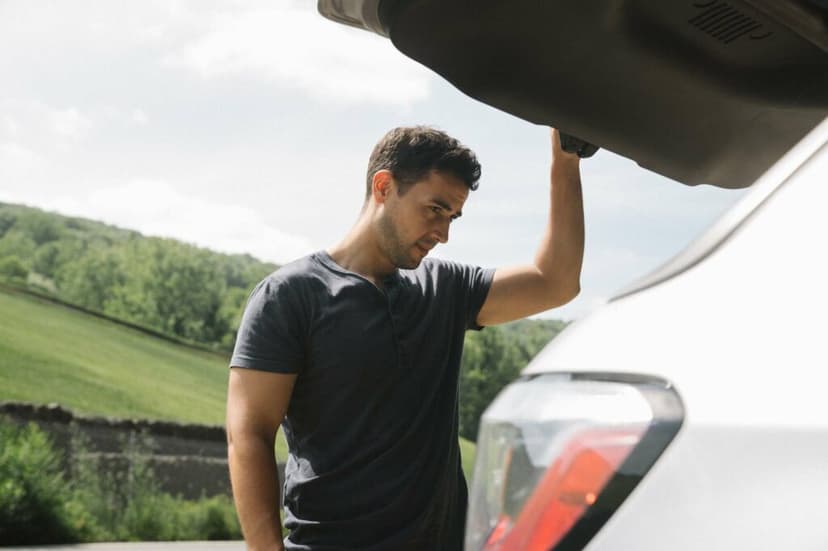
left=0, top=203, right=276, bottom=350
left=0, top=202, right=566, bottom=440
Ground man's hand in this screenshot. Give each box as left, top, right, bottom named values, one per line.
left=476, top=127, right=585, bottom=326
left=552, top=128, right=583, bottom=164
left=557, top=130, right=600, bottom=158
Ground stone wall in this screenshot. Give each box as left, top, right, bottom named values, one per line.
left=1, top=402, right=284, bottom=500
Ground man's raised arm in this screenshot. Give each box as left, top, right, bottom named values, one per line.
left=476, top=128, right=585, bottom=326
left=226, top=368, right=297, bottom=551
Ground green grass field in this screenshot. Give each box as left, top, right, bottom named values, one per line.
left=0, top=288, right=231, bottom=424
left=0, top=288, right=476, bottom=474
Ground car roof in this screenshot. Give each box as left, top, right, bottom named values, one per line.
left=321, top=0, right=828, bottom=189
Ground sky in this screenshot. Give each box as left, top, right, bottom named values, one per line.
left=0, top=0, right=750, bottom=320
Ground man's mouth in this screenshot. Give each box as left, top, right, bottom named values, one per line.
left=416, top=243, right=433, bottom=257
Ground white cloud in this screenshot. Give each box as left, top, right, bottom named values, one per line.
left=0, top=1, right=179, bottom=52
left=29, top=180, right=314, bottom=265
left=51, top=107, right=92, bottom=140
left=163, top=1, right=432, bottom=106
left=1, top=1, right=432, bottom=108
left=0, top=100, right=94, bottom=145
left=0, top=142, right=41, bottom=164
left=0, top=140, right=46, bottom=194
left=131, top=109, right=149, bottom=126
left=0, top=100, right=153, bottom=165
left=2, top=115, right=18, bottom=137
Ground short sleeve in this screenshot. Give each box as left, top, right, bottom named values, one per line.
left=229, top=276, right=308, bottom=374
left=463, top=265, right=495, bottom=330
left=434, top=260, right=495, bottom=331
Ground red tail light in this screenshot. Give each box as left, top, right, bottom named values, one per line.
left=466, top=374, right=683, bottom=551
left=483, top=428, right=645, bottom=551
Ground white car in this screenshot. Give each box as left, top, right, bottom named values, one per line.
left=319, top=1, right=828, bottom=549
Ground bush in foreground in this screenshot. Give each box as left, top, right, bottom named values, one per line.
left=0, top=421, right=84, bottom=544
left=0, top=419, right=241, bottom=544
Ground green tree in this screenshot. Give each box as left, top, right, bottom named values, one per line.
left=56, top=246, right=125, bottom=311
left=15, top=212, right=63, bottom=245
left=502, top=319, right=567, bottom=364
left=33, top=242, right=61, bottom=278
left=0, top=230, right=37, bottom=262
left=458, top=320, right=567, bottom=442
left=102, top=239, right=231, bottom=345
left=142, top=240, right=229, bottom=343
left=0, top=209, right=17, bottom=238
left=459, top=327, right=524, bottom=441
left=0, top=256, right=29, bottom=281
left=219, top=286, right=253, bottom=349
left=1, top=202, right=275, bottom=349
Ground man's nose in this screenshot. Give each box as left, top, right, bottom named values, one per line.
left=433, top=220, right=450, bottom=244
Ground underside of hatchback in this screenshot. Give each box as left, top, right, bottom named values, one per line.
left=321, top=0, right=828, bottom=189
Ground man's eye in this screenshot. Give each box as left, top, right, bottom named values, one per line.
left=430, top=206, right=442, bottom=214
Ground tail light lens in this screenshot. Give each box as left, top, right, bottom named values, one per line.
left=466, top=374, right=683, bottom=551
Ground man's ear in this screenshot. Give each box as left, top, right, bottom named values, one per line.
left=371, top=170, right=394, bottom=204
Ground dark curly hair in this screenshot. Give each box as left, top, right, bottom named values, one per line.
left=365, top=126, right=481, bottom=199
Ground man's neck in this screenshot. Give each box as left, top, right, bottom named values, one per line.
left=327, top=223, right=396, bottom=287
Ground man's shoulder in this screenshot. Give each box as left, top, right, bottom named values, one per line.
left=416, top=257, right=479, bottom=280
left=409, top=257, right=494, bottom=297
left=249, top=253, right=331, bottom=303
left=261, top=252, right=328, bottom=284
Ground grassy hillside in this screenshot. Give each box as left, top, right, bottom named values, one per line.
left=0, top=287, right=229, bottom=424
left=0, top=287, right=478, bottom=473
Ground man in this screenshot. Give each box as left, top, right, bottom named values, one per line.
left=226, top=126, right=584, bottom=550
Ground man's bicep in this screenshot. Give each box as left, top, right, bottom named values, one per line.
left=226, top=368, right=298, bottom=439
left=476, top=265, right=558, bottom=327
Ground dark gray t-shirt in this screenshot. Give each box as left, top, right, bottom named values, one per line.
left=230, top=251, right=494, bottom=551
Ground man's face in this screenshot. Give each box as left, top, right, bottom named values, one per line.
left=377, top=170, right=469, bottom=270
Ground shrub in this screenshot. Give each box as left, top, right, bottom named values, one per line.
left=0, top=420, right=242, bottom=544
left=0, top=420, right=85, bottom=544
left=189, top=495, right=242, bottom=541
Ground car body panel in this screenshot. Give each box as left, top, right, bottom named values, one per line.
left=586, top=425, right=828, bottom=549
